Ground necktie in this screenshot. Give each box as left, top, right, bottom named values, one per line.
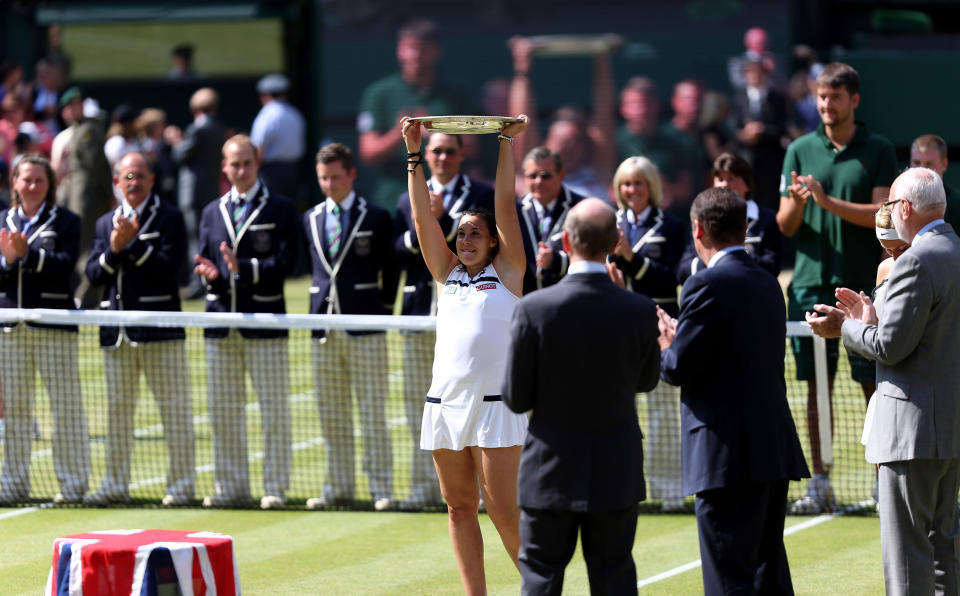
left=329, top=204, right=342, bottom=258
left=232, top=199, right=247, bottom=233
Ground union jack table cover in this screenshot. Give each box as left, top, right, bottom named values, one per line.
left=45, top=529, right=240, bottom=596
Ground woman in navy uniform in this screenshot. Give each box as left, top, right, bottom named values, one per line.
left=609, top=155, right=687, bottom=511
left=0, top=154, right=89, bottom=505
left=677, top=152, right=783, bottom=284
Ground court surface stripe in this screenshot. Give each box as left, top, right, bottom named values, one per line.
left=636, top=513, right=836, bottom=588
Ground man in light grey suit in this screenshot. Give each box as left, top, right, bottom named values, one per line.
left=807, top=167, right=960, bottom=595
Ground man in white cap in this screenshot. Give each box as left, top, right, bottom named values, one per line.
left=251, top=73, right=305, bottom=200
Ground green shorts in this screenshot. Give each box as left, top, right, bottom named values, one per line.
left=787, top=285, right=875, bottom=384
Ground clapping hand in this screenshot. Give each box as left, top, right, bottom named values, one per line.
left=835, top=287, right=878, bottom=326
left=536, top=241, right=554, bottom=268
left=656, top=306, right=677, bottom=351
left=109, top=212, right=139, bottom=254
left=0, top=228, right=27, bottom=263
left=194, top=255, right=220, bottom=280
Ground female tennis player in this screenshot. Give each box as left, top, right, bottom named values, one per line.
left=401, top=114, right=528, bottom=594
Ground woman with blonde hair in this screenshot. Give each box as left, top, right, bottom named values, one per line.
left=610, top=155, right=687, bottom=511
left=0, top=153, right=89, bottom=505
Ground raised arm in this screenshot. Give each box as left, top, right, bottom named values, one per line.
left=401, top=117, right=459, bottom=282
left=492, top=116, right=529, bottom=296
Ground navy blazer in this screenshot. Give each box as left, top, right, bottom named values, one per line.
left=197, top=183, right=298, bottom=338
left=304, top=194, right=399, bottom=338
left=660, top=250, right=808, bottom=495
left=610, top=206, right=686, bottom=318
left=394, top=174, right=493, bottom=315
left=86, top=194, right=187, bottom=346
left=517, top=186, right=584, bottom=295
left=504, top=272, right=661, bottom=512
left=0, top=203, right=79, bottom=331
left=677, top=202, right=783, bottom=284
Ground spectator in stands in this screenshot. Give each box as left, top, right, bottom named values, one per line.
left=33, top=57, right=66, bottom=135
left=136, top=108, right=176, bottom=204
left=664, top=78, right=707, bottom=180
left=508, top=36, right=616, bottom=200
left=0, top=154, right=89, bottom=505
left=104, top=104, right=142, bottom=168
left=303, top=142, right=399, bottom=511
left=166, top=87, right=226, bottom=297
left=777, top=62, right=898, bottom=514
left=0, top=60, right=23, bottom=106
left=727, top=26, right=782, bottom=92
left=609, top=155, right=686, bottom=511
left=251, top=74, right=305, bottom=200
left=168, top=43, right=197, bottom=81
left=194, top=134, right=298, bottom=510
left=83, top=152, right=195, bottom=507
left=909, top=134, right=960, bottom=234
left=698, top=90, right=732, bottom=163
left=731, top=58, right=789, bottom=209
left=678, top=152, right=783, bottom=283
left=394, top=132, right=493, bottom=509
left=1, top=91, right=53, bottom=163
left=50, top=87, right=112, bottom=309
left=617, top=77, right=697, bottom=217
left=516, top=147, right=584, bottom=295
left=357, top=18, right=470, bottom=210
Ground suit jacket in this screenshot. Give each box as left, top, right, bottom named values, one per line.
left=503, top=271, right=661, bottom=512
left=518, top=186, right=584, bottom=295
left=611, top=205, right=686, bottom=317
left=677, top=202, right=783, bottom=284
left=661, top=250, right=808, bottom=495
left=0, top=204, right=80, bottom=331
left=173, top=114, right=225, bottom=212
left=304, top=193, right=399, bottom=338
left=197, top=182, right=298, bottom=338
left=843, top=222, right=960, bottom=464
left=394, top=174, right=493, bottom=315
left=85, top=194, right=187, bottom=346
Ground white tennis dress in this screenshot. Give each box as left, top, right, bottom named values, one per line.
left=420, top=264, right=528, bottom=450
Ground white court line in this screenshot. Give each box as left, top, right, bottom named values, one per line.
left=636, top=514, right=836, bottom=589
left=0, top=503, right=53, bottom=521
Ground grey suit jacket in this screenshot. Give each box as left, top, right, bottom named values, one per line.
left=842, top=222, right=960, bottom=464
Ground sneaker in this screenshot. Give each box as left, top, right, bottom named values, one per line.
left=161, top=494, right=191, bottom=507
left=260, top=495, right=286, bottom=510
left=660, top=497, right=686, bottom=513
left=202, top=494, right=251, bottom=508
left=790, top=475, right=835, bottom=515
left=83, top=491, right=131, bottom=506
left=53, top=492, right=83, bottom=505
left=373, top=497, right=395, bottom=512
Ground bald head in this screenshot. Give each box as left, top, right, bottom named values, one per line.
left=114, top=151, right=155, bottom=208
left=562, top=198, right=618, bottom=261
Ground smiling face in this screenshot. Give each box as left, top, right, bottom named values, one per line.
left=523, top=157, right=564, bottom=206
left=816, top=84, right=859, bottom=128
left=13, top=162, right=51, bottom=212
left=425, top=133, right=462, bottom=183
left=455, top=214, right=497, bottom=269
left=114, top=153, right=154, bottom=208
left=618, top=175, right=651, bottom=214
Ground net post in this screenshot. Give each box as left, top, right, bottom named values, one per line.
left=812, top=334, right=833, bottom=470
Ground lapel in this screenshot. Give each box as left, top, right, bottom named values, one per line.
left=218, top=183, right=269, bottom=247
left=519, top=195, right=540, bottom=249
left=617, top=206, right=664, bottom=253
left=447, top=174, right=471, bottom=218
left=547, top=186, right=573, bottom=241
left=26, top=204, right=56, bottom=245
left=308, top=203, right=333, bottom=276
left=331, top=196, right=368, bottom=273
left=114, top=194, right=159, bottom=237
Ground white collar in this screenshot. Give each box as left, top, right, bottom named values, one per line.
left=17, top=205, right=44, bottom=225
left=746, top=199, right=759, bottom=221
left=568, top=260, right=608, bottom=275
left=326, top=191, right=355, bottom=213
left=913, top=218, right=945, bottom=245
left=430, top=176, right=458, bottom=195
left=533, top=197, right=557, bottom=216
left=626, top=205, right=652, bottom=225
left=707, top=245, right=745, bottom=268
left=231, top=180, right=261, bottom=203
left=121, top=196, right=149, bottom=217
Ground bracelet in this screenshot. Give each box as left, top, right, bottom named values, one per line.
left=406, top=151, right=422, bottom=159
left=407, top=152, right=423, bottom=173
left=497, top=134, right=513, bottom=145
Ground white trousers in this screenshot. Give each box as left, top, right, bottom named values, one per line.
left=205, top=330, right=290, bottom=498
left=0, top=325, right=89, bottom=499
left=99, top=340, right=195, bottom=499
left=401, top=331, right=441, bottom=502
left=313, top=330, right=392, bottom=501
left=643, top=381, right=682, bottom=499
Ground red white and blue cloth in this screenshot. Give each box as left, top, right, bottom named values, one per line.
left=46, top=529, right=240, bottom=596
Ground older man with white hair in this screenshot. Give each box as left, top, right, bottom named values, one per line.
left=807, top=167, right=960, bottom=596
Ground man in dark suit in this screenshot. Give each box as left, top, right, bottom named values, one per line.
left=304, top=142, right=399, bottom=512
left=394, top=132, right=492, bottom=509
left=658, top=187, right=809, bottom=595
left=194, top=134, right=299, bottom=510
left=84, top=151, right=195, bottom=507
left=504, top=198, right=661, bottom=594
left=806, top=168, right=960, bottom=595
left=517, top=146, right=584, bottom=295
left=169, top=87, right=225, bottom=296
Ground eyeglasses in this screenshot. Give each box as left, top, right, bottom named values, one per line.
left=525, top=171, right=555, bottom=180
left=122, top=172, right=149, bottom=180
left=429, top=148, right=458, bottom=156
left=882, top=197, right=911, bottom=208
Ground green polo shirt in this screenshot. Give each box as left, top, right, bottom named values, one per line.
left=780, top=122, right=897, bottom=293
left=617, top=123, right=687, bottom=181
left=944, top=184, right=960, bottom=235
left=357, top=73, right=470, bottom=210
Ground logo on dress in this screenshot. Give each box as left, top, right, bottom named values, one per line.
left=253, top=231, right=272, bottom=253
left=353, top=236, right=371, bottom=256
left=475, top=282, right=496, bottom=291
